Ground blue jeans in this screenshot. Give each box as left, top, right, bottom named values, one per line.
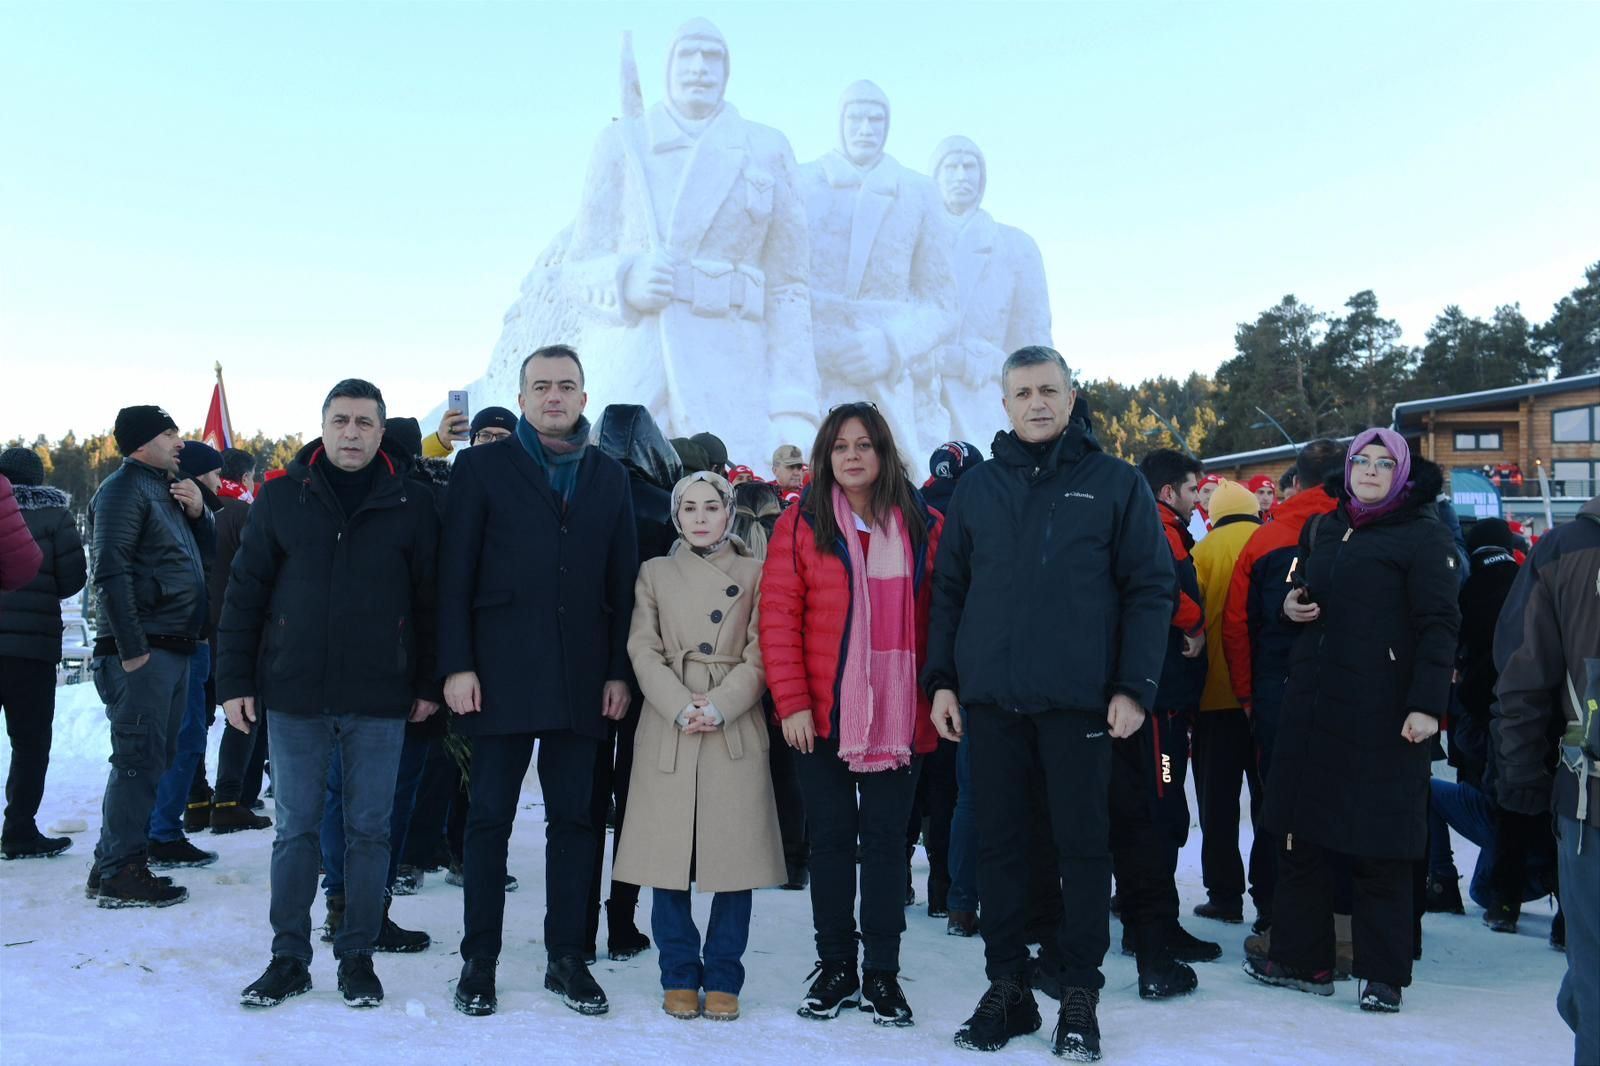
left=1557, top=814, right=1599, bottom=1066
left=321, top=728, right=428, bottom=896
left=268, top=712, right=404, bottom=961
left=651, top=887, right=752, bottom=994
left=1428, top=777, right=1548, bottom=907
left=947, top=738, right=978, bottom=912
left=147, top=643, right=210, bottom=843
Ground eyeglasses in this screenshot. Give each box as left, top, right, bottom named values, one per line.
left=473, top=429, right=512, bottom=445
left=828, top=401, right=878, bottom=413
left=1349, top=456, right=1398, bottom=472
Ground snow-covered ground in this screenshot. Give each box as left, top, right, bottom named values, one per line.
left=0, top=685, right=1572, bottom=1066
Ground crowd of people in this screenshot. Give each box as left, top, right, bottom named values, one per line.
left=0, top=342, right=1594, bottom=1063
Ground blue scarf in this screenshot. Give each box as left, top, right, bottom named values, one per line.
left=517, top=414, right=589, bottom=509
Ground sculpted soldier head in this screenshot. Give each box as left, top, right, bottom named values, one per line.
left=930, top=135, right=986, bottom=217
left=837, top=80, right=890, bottom=169
left=666, top=18, right=729, bottom=121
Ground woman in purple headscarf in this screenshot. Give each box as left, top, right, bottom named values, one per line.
left=1243, top=428, right=1461, bottom=1014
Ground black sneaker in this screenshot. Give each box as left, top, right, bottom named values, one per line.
left=241, top=956, right=312, bottom=1007
left=376, top=900, right=430, bottom=953
left=97, top=863, right=188, bottom=908
left=454, top=957, right=498, bottom=1016
left=1137, top=957, right=1198, bottom=1000
left=545, top=955, right=608, bottom=1015
left=392, top=865, right=423, bottom=895
left=337, top=953, right=383, bottom=1007
left=1424, top=874, right=1465, bottom=914
left=86, top=864, right=171, bottom=899
left=1, top=833, right=72, bottom=860
left=953, top=975, right=1041, bottom=1051
left=1359, top=980, right=1402, bottom=1013
left=1192, top=898, right=1244, bottom=923
left=1483, top=903, right=1519, bottom=934
left=1165, top=923, right=1223, bottom=963
left=1051, top=987, right=1102, bottom=1061
left=1241, top=953, right=1334, bottom=996
left=860, top=969, right=914, bottom=1027
left=147, top=837, right=219, bottom=869
left=210, top=802, right=272, bottom=834
left=606, top=900, right=651, bottom=961
left=797, top=960, right=860, bottom=1019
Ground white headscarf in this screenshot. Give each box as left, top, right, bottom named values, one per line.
left=670, top=470, right=736, bottom=555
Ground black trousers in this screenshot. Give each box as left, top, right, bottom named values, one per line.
left=0, top=656, right=57, bottom=843
left=585, top=703, right=642, bottom=950
left=909, top=737, right=958, bottom=888
left=460, top=729, right=598, bottom=963
left=1192, top=708, right=1270, bottom=908
left=766, top=710, right=808, bottom=868
left=793, top=735, right=922, bottom=972
left=1270, top=837, right=1414, bottom=987
left=1491, top=808, right=1559, bottom=915
left=402, top=737, right=455, bottom=866
left=1109, top=708, right=1190, bottom=960
left=969, top=705, right=1113, bottom=990
left=214, top=705, right=269, bottom=805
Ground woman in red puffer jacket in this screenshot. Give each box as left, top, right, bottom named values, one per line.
left=758, top=402, right=942, bottom=1028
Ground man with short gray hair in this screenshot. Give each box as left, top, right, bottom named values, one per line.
left=925, top=345, right=1173, bottom=1060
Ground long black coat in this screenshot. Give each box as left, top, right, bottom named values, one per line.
left=1261, top=461, right=1461, bottom=860
left=0, top=485, right=87, bottom=662
left=436, top=438, right=637, bottom=739
left=216, top=441, right=441, bottom=718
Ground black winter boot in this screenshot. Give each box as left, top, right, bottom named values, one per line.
left=797, top=960, right=860, bottom=1019
left=545, top=955, right=609, bottom=1015
left=1051, top=987, right=1102, bottom=1061
left=606, top=898, right=651, bottom=961
left=241, top=956, right=312, bottom=1007
left=860, top=969, right=913, bottom=1027
left=376, top=898, right=430, bottom=953
left=954, top=975, right=1041, bottom=1051
left=337, top=953, right=383, bottom=1007
left=455, top=957, right=497, bottom=1016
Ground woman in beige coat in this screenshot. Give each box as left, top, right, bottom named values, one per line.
left=614, top=472, right=786, bottom=1022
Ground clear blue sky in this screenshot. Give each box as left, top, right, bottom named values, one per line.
left=3, top=1, right=1596, bottom=441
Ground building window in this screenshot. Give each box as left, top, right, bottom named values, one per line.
left=1453, top=429, right=1503, bottom=451
left=1550, top=460, right=1597, bottom=497
left=1551, top=404, right=1599, bottom=443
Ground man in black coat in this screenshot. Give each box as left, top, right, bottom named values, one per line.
left=0, top=447, right=86, bottom=860
left=439, top=345, right=638, bottom=1018
left=87, top=405, right=211, bottom=908
left=219, top=379, right=441, bottom=1010
left=925, top=346, right=1172, bottom=1060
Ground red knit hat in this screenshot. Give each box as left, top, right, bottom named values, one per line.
left=1247, top=475, right=1276, bottom=495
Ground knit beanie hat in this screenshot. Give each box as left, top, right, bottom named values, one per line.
left=470, top=406, right=517, bottom=437
left=1207, top=480, right=1261, bottom=522
left=177, top=440, right=223, bottom=479
left=114, top=405, right=179, bottom=456
left=0, top=446, right=45, bottom=487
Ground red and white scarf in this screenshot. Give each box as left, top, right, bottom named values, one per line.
left=832, top=486, right=917, bottom=773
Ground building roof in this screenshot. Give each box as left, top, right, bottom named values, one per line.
left=1391, top=373, right=1599, bottom=428
left=1201, top=436, right=1355, bottom=469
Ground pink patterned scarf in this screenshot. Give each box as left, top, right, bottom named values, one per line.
left=833, top=486, right=918, bottom=773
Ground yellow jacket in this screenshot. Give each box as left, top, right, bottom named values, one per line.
left=1192, top=481, right=1261, bottom=712
left=422, top=430, right=454, bottom=459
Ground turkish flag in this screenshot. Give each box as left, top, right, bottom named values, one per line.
left=202, top=382, right=233, bottom=451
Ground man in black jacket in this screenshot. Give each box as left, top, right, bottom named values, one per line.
left=1493, top=496, right=1600, bottom=1065
left=86, top=405, right=212, bottom=908
left=926, top=346, right=1172, bottom=1060
left=0, top=447, right=87, bottom=860
left=439, top=345, right=637, bottom=1018
left=219, top=379, right=441, bottom=1010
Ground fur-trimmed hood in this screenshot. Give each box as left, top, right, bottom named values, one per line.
left=11, top=484, right=70, bottom=512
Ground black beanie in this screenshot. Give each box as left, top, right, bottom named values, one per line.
left=178, top=440, right=223, bottom=479
left=1465, top=517, right=1518, bottom=554
left=114, top=405, right=179, bottom=456
left=383, top=417, right=424, bottom=460
left=470, top=406, right=517, bottom=437
left=0, top=447, right=45, bottom=487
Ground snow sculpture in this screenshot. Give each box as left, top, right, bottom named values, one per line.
left=798, top=80, right=959, bottom=460
left=927, top=135, right=1053, bottom=444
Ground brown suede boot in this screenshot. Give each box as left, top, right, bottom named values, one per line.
left=663, top=989, right=699, bottom=1019
left=703, top=991, right=740, bottom=1021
